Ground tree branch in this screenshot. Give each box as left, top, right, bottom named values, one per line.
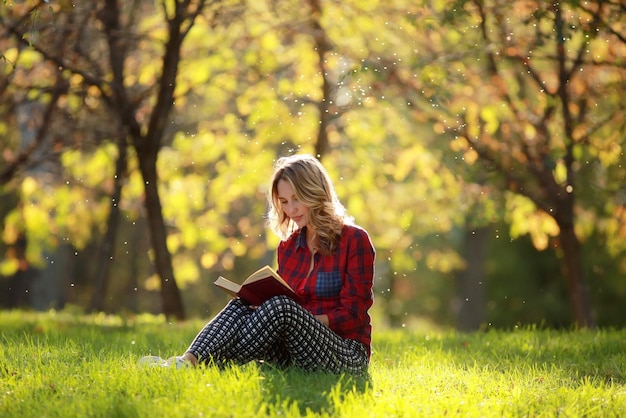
left=0, top=77, right=66, bottom=185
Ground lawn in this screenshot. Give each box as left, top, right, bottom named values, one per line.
left=0, top=310, right=624, bottom=417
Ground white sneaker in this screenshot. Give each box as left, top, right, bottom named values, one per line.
left=138, top=355, right=167, bottom=367
left=164, top=356, right=192, bottom=369
left=139, top=355, right=191, bottom=369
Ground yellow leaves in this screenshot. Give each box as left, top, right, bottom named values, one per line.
left=524, top=123, right=537, bottom=141
left=260, top=31, right=281, bottom=51
left=138, top=60, right=160, bottom=86
left=480, top=106, right=499, bottom=135
left=398, top=210, right=413, bottom=231
left=1, top=48, right=19, bottom=75
left=163, top=241, right=209, bottom=287
left=433, top=122, right=445, bottom=135
left=3, top=205, right=51, bottom=268
left=463, top=148, right=478, bottom=165
left=553, top=161, right=567, bottom=185
left=69, top=73, right=83, bottom=89
left=390, top=247, right=420, bottom=273
left=587, top=128, right=622, bottom=167
left=465, top=102, right=480, bottom=139
left=419, top=64, right=446, bottom=86
left=2, top=210, right=21, bottom=245
left=21, top=176, right=39, bottom=197
left=245, top=20, right=270, bottom=39
left=507, top=194, right=559, bottom=251
left=26, top=145, right=125, bottom=253
left=176, top=73, right=205, bottom=101
left=0, top=258, right=20, bottom=276
left=201, top=252, right=218, bottom=269
left=15, top=48, right=42, bottom=70
left=445, top=28, right=462, bottom=45
left=167, top=233, right=181, bottom=253
left=171, top=130, right=220, bottom=165
left=347, top=194, right=366, bottom=218
left=230, top=239, right=247, bottom=257
left=172, top=254, right=200, bottom=287
left=48, top=187, right=99, bottom=250
left=588, top=37, right=609, bottom=62
left=61, top=143, right=117, bottom=188
left=425, top=249, right=465, bottom=273
left=144, top=274, right=160, bottom=291
left=430, top=0, right=450, bottom=13
left=597, top=204, right=626, bottom=256
left=597, top=140, right=622, bottom=167
left=125, top=169, right=146, bottom=210
left=450, top=136, right=478, bottom=165
left=392, top=147, right=420, bottom=181
left=450, top=136, right=469, bottom=152
left=161, top=174, right=207, bottom=222
left=181, top=224, right=199, bottom=249
left=22, top=204, right=51, bottom=247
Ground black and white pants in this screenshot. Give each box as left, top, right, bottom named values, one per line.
left=186, top=295, right=369, bottom=374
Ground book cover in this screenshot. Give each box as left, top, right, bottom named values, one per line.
left=214, top=265, right=302, bottom=306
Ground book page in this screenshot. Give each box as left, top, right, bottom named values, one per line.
left=244, top=265, right=292, bottom=289
left=214, top=276, right=241, bottom=298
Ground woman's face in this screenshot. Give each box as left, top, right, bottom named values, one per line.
left=277, top=179, right=310, bottom=229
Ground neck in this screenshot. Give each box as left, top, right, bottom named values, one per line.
left=306, top=228, right=317, bottom=251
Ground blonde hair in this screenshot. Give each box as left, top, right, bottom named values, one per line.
left=267, top=154, right=352, bottom=255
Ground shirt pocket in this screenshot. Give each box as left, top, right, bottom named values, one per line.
left=315, top=270, right=342, bottom=298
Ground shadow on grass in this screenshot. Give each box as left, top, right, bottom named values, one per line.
left=257, top=364, right=372, bottom=415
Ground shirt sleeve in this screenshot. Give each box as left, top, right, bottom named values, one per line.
left=326, top=227, right=375, bottom=335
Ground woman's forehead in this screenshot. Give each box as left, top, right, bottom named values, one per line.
left=276, top=179, right=296, bottom=198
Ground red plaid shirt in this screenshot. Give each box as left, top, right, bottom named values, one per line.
left=277, top=224, right=375, bottom=357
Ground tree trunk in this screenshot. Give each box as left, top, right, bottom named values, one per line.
left=138, top=154, right=186, bottom=320
left=455, top=225, right=488, bottom=331
left=557, top=219, right=594, bottom=328
left=307, top=0, right=332, bottom=159
left=126, top=223, right=141, bottom=313
left=551, top=2, right=593, bottom=328
left=101, top=0, right=198, bottom=320
left=88, top=137, right=127, bottom=313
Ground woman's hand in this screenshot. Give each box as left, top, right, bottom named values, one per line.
left=314, top=314, right=329, bottom=327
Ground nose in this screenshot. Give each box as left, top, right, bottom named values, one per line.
left=284, top=202, right=297, bottom=216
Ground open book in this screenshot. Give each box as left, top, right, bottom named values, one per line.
left=214, top=265, right=302, bottom=306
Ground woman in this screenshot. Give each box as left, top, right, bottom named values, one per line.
left=142, top=154, right=375, bottom=374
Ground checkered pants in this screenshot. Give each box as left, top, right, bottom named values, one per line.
left=186, top=295, right=369, bottom=374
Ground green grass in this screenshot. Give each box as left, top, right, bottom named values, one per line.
left=0, top=310, right=625, bottom=417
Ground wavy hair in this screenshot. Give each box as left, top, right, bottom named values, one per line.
left=267, top=154, right=352, bottom=255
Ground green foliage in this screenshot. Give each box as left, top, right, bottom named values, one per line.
left=0, top=311, right=625, bottom=417
left=0, top=0, right=625, bottom=326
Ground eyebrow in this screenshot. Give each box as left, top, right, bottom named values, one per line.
left=278, top=194, right=296, bottom=201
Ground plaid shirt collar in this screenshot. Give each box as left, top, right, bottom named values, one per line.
left=295, top=227, right=308, bottom=251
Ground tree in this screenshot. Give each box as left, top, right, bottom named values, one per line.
left=0, top=0, right=220, bottom=319
left=3, top=0, right=624, bottom=328
left=381, top=0, right=625, bottom=327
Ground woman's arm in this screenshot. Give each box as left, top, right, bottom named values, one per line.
left=325, top=227, right=375, bottom=333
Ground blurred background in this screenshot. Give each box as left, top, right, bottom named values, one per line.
left=0, top=0, right=624, bottom=330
